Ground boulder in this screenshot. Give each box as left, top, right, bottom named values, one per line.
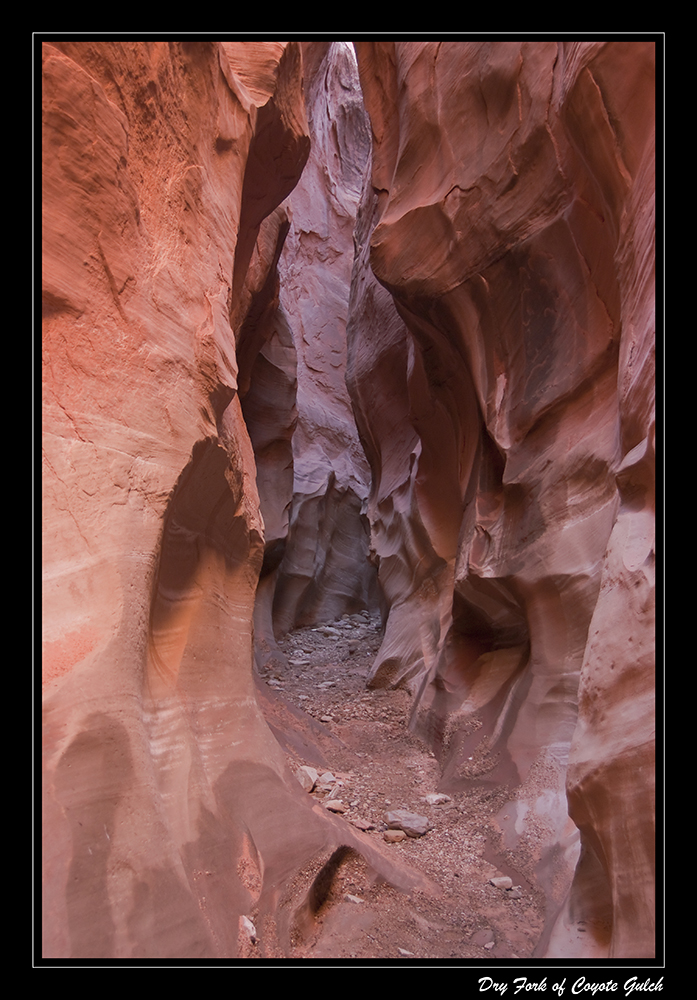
left=385, top=809, right=431, bottom=838
left=296, top=765, right=319, bottom=792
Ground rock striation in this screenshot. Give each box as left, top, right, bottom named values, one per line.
left=41, top=40, right=426, bottom=960
left=348, top=40, right=656, bottom=958
left=244, top=43, right=381, bottom=676
left=41, top=38, right=656, bottom=961
left=270, top=42, right=379, bottom=634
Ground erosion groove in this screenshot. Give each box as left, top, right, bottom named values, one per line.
left=42, top=38, right=657, bottom=964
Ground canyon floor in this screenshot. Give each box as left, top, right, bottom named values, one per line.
left=255, top=611, right=548, bottom=963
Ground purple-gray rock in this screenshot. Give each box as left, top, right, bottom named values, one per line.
left=384, top=809, right=431, bottom=837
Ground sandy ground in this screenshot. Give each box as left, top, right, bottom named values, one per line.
left=256, top=611, right=548, bottom=963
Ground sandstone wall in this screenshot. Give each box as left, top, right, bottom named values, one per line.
left=41, top=38, right=656, bottom=961
left=270, top=42, right=379, bottom=635
left=349, top=40, right=656, bottom=958
left=41, top=40, right=419, bottom=960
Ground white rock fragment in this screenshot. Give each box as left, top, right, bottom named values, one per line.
left=316, top=771, right=337, bottom=791
left=239, top=915, right=257, bottom=943
left=295, top=765, right=318, bottom=792
left=423, top=792, right=451, bottom=806
left=325, top=799, right=347, bottom=813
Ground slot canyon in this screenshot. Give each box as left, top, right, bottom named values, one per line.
left=41, top=38, right=657, bottom=963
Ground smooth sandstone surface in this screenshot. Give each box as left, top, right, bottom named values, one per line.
left=271, top=42, right=379, bottom=634
left=350, top=40, right=656, bottom=958
left=42, top=39, right=656, bottom=960
left=41, top=40, right=427, bottom=960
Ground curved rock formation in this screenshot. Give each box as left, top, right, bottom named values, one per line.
left=41, top=40, right=425, bottom=960
left=41, top=38, right=657, bottom=962
left=349, top=39, right=656, bottom=958
left=271, top=42, right=379, bottom=634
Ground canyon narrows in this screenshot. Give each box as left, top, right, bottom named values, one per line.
left=41, top=39, right=657, bottom=963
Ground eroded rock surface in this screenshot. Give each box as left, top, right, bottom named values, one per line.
left=41, top=40, right=425, bottom=961
left=349, top=40, right=656, bottom=958
left=271, top=42, right=379, bottom=634
left=42, top=38, right=656, bottom=961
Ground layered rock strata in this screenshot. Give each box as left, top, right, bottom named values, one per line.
left=348, top=40, right=656, bottom=958
left=41, top=40, right=423, bottom=960
left=242, top=42, right=380, bottom=674
left=270, top=42, right=379, bottom=636
left=42, top=38, right=656, bottom=962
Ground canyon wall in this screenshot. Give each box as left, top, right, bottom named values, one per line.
left=245, top=42, right=380, bottom=677
left=41, top=40, right=423, bottom=960
left=41, top=39, right=656, bottom=960
left=268, top=41, right=378, bottom=636
left=348, top=40, right=656, bottom=958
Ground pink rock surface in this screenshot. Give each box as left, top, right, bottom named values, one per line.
left=41, top=39, right=657, bottom=961
left=271, top=42, right=379, bottom=631
left=350, top=40, right=656, bottom=958
left=41, top=40, right=425, bottom=960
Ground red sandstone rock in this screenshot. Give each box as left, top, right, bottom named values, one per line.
left=41, top=40, right=427, bottom=960
left=41, top=38, right=657, bottom=962
left=350, top=40, right=656, bottom=958
left=237, top=205, right=299, bottom=674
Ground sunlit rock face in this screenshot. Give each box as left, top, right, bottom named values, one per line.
left=41, top=40, right=417, bottom=961
left=349, top=40, right=656, bottom=958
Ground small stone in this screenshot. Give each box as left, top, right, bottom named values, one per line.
left=398, top=948, right=414, bottom=956
left=384, top=829, right=407, bottom=843
left=316, top=771, right=338, bottom=792
left=239, top=915, right=257, bottom=943
left=506, top=888, right=523, bottom=899
left=320, top=715, right=333, bottom=723
left=325, top=799, right=347, bottom=813
left=424, top=792, right=451, bottom=806
left=489, top=876, right=513, bottom=889
left=350, top=817, right=375, bottom=831
left=472, top=928, right=494, bottom=946
left=295, top=765, right=318, bottom=792
left=484, top=941, right=495, bottom=950
left=385, top=809, right=431, bottom=837
left=345, top=893, right=364, bottom=904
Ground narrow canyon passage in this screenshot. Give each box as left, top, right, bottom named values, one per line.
left=41, top=39, right=657, bottom=963
left=256, top=614, right=550, bottom=960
